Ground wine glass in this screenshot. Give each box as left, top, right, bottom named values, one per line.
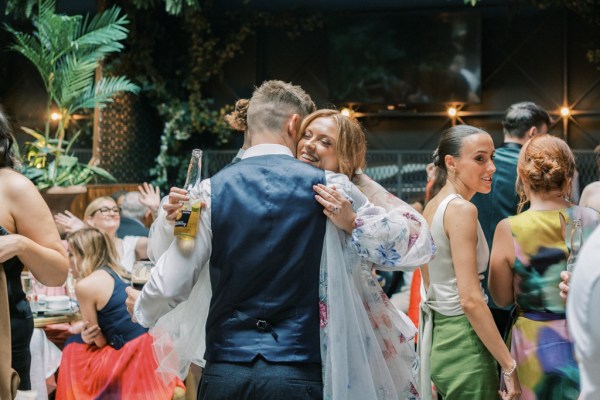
left=131, top=261, right=154, bottom=290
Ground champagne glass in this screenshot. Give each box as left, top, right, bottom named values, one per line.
left=131, top=261, right=154, bottom=290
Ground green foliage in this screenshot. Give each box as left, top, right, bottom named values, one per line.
left=4, top=0, right=139, bottom=187
left=108, top=1, right=321, bottom=190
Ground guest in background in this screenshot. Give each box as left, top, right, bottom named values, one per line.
left=421, top=125, right=520, bottom=400
left=489, top=135, right=599, bottom=399
left=116, top=184, right=161, bottom=238
left=56, top=197, right=148, bottom=272
left=117, top=192, right=150, bottom=238
left=0, top=106, right=69, bottom=391
left=56, top=227, right=183, bottom=399
left=471, top=101, right=551, bottom=337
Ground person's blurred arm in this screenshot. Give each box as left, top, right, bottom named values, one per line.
left=580, top=181, right=600, bottom=212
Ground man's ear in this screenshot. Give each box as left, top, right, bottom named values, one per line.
left=287, top=114, right=300, bottom=142
left=527, top=126, right=537, bottom=138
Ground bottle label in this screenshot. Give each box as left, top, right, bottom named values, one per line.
left=175, top=208, right=192, bottom=228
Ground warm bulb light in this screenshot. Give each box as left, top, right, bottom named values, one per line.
left=340, top=108, right=352, bottom=117
left=560, top=107, right=570, bottom=117
left=50, top=112, right=62, bottom=121
left=447, top=107, right=458, bottom=118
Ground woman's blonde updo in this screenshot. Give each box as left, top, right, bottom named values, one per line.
left=224, top=99, right=250, bottom=132
left=517, top=135, right=575, bottom=212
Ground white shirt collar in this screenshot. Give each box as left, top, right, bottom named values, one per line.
left=241, top=144, right=294, bottom=159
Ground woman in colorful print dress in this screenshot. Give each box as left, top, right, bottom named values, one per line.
left=489, top=134, right=600, bottom=399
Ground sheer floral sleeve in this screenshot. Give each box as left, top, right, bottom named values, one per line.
left=349, top=171, right=436, bottom=270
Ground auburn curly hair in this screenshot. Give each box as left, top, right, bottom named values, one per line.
left=516, top=135, right=575, bottom=212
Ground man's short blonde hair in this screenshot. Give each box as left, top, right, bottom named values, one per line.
left=247, top=80, right=316, bottom=134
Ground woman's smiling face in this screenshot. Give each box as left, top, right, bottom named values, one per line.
left=297, top=116, right=340, bottom=173
left=85, top=198, right=120, bottom=234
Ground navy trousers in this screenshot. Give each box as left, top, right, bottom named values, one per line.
left=198, top=356, right=323, bottom=400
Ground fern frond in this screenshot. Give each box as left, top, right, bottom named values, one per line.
left=53, top=55, right=97, bottom=108
left=68, top=76, right=139, bottom=113
left=73, top=6, right=129, bottom=59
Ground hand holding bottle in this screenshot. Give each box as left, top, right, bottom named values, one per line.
left=174, top=149, right=203, bottom=239
left=163, top=187, right=189, bottom=221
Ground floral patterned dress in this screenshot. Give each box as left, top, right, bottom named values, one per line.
left=319, top=173, right=436, bottom=400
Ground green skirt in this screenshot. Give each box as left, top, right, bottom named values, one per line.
left=431, top=312, right=498, bottom=400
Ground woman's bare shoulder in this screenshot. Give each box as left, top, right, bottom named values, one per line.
left=0, top=168, right=37, bottom=195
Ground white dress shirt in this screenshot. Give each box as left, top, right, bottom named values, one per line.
left=567, top=225, right=600, bottom=400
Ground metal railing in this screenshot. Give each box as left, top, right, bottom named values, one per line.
left=201, top=150, right=599, bottom=202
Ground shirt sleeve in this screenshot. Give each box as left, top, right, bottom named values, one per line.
left=134, top=179, right=213, bottom=328
left=326, top=171, right=435, bottom=271
left=147, top=196, right=176, bottom=263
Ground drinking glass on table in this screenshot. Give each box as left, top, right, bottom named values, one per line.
left=21, top=272, right=37, bottom=313
left=131, top=261, right=154, bottom=290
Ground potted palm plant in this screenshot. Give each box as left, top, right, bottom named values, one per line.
left=4, top=0, right=139, bottom=213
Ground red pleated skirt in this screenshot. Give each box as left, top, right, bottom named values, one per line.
left=56, top=333, right=185, bottom=400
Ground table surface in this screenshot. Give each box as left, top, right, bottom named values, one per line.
left=34, top=312, right=81, bottom=328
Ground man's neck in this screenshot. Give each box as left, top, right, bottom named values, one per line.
left=250, top=133, right=296, bottom=156
left=504, top=135, right=528, bottom=146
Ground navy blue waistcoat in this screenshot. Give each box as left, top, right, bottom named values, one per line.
left=205, top=154, right=326, bottom=363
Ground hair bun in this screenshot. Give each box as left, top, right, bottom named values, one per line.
left=432, top=148, right=442, bottom=168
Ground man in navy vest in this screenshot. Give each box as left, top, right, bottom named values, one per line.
left=129, top=81, right=338, bottom=399
left=471, top=101, right=550, bottom=337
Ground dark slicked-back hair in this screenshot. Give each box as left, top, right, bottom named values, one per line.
left=502, top=101, right=551, bottom=139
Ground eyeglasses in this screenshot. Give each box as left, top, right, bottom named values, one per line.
left=91, top=207, right=120, bottom=216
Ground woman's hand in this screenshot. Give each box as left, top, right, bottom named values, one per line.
left=163, top=187, right=188, bottom=221
left=138, top=182, right=161, bottom=219
left=125, top=286, right=140, bottom=322
left=559, top=271, right=570, bottom=300
left=81, top=320, right=102, bottom=345
left=499, top=369, right=522, bottom=400
left=313, top=184, right=355, bottom=234
left=54, top=211, right=87, bottom=233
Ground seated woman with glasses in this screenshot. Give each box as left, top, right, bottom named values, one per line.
left=56, top=197, right=148, bottom=273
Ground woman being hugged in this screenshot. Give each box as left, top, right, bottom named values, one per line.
left=489, top=135, right=599, bottom=399
left=421, top=125, right=520, bottom=399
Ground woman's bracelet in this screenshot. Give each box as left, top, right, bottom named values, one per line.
left=502, top=360, right=517, bottom=381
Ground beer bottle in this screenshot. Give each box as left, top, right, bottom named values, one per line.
left=175, top=149, right=203, bottom=239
